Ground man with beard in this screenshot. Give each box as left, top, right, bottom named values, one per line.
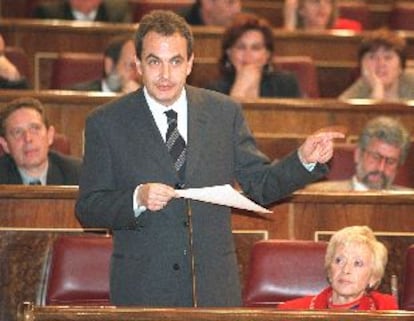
left=71, top=36, right=140, bottom=94
left=305, top=116, right=411, bottom=191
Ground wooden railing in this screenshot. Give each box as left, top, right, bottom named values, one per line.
left=18, top=303, right=414, bottom=321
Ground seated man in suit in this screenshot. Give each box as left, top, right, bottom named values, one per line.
left=0, top=97, right=81, bottom=185
left=180, top=0, right=242, bottom=26
left=306, top=116, right=411, bottom=191
left=0, top=34, right=29, bottom=89
left=71, top=36, right=140, bottom=94
left=33, top=0, right=131, bottom=23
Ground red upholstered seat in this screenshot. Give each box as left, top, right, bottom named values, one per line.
left=243, top=240, right=328, bottom=307
left=50, top=52, right=103, bottom=89
left=337, top=1, right=369, bottom=30
left=44, top=234, right=112, bottom=306
left=130, top=0, right=194, bottom=22
left=389, top=2, right=414, bottom=31
left=273, top=56, right=320, bottom=98
left=401, top=245, right=414, bottom=310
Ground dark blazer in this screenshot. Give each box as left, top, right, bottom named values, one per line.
left=208, top=71, right=302, bottom=98
left=0, top=151, right=81, bottom=185
left=33, top=0, right=131, bottom=23
left=70, top=79, right=103, bottom=92
left=76, top=86, right=327, bottom=307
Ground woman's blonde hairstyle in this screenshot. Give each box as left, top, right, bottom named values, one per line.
left=324, top=225, right=388, bottom=290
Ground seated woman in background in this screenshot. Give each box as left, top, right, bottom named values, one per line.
left=339, top=28, right=414, bottom=101
left=284, top=0, right=361, bottom=31
left=278, top=225, right=398, bottom=310
left=0, top=34, right=28, bottom=89
left=208, top=13, right=302, bottom=99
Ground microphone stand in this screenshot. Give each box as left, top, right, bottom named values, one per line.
left=186, top=199, right=198, bottom=307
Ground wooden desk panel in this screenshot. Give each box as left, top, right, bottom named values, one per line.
left=19, top=305, right=414, bottom=321
left=2, top=91, right=414, bottom=158
left=2, top=185, right=414, bottom=241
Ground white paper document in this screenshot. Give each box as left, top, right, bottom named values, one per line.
left=175, top=184, right=272, bottom=214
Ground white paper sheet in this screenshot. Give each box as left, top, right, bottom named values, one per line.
left=175, top=184, right=272, bottom=214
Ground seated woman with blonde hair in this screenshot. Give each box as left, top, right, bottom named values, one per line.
left=278, top=225, right=398, bottom=310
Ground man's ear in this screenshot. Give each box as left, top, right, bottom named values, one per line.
left=103, top=57, right=114, bottom=76
left=0, top=136, right=10, bottom=154
left=135, top=57, right=143, bottom=76
left=186, top=53, right=194, bottom=76
left=47, top=126, right=55, bottom=147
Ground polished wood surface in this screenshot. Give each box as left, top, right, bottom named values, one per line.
left=1, top=91, right=414, bottom=158
left=2, top=19, right=414, bottom=89
left=19, top=304, right=414, bottom=321
left=2, top=185, right=414, bottom=240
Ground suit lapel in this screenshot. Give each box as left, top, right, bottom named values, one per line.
left=185, top=86, right=210, bottom=182
left=124, top=91, right=179, bottom=179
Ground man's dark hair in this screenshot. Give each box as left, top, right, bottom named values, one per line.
left=358, top=28, right=407, bottom=69
left=0, top=97, right=49, bottom=137
left=135, top=10, right=193, bottom=59
left=104, top=35, right=133, bottom=65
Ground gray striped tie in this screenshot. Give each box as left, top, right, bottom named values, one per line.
left=165, top=110, right=186, bottom=181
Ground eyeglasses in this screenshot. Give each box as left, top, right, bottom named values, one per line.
left=364, top=149, right=399, bottom=167
left=7, top=123, right=44, bottom=140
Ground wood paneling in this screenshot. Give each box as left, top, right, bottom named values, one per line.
left=1, top=91, right=414, bottom=158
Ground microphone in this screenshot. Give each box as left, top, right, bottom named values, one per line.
left=186, top=199, right=197, bottom=307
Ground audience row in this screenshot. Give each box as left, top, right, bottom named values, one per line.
left=2, top=0, right=414, bottom=31
left=3, top=19, right=414, bottom=101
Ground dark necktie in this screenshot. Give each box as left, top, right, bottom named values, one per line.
left=165, top=109, right=186, bottom=181
left=29, top=180, right=41, bottom=185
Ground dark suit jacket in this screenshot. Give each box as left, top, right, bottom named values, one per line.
left=76, top=86, right=327, bottom=307
left=0, top=151, right=81, bottom=185
left=208, top=71, right=302, bottom=98
left=70, top=79, right=103, bottom=92
left=33, top=0, right=131, bottom=23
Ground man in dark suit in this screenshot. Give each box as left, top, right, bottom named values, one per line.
left=0, top=97, right=81, bottom=185
left=33, top=0, right=131, bottom=23
left=71, top=36, right=140, bottom=93
left=76, top=10, right=343, bottom=307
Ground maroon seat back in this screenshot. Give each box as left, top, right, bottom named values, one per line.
left=130, top=0, right=194, bottom=22
left=50, top=52, right=103, bottom=89
left=273, top=56, right=320, bottom=98
left=44, top=234, right=112, bottom=306
left=401, top=245, right=414, bottom=310
left=243, top=240, right=328, bottom=307
left=389, top=2, right=414, bottom=31
left=337, top=1, right=370, bottom=30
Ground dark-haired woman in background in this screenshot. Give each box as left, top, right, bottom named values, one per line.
left=208, top=13, right=302, bottom=99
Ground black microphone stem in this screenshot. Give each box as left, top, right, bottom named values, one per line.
left=186, top=199, right=197, bottom=307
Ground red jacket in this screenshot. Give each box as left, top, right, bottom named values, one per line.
left=278, top=287, right=398, bottom=310
left=333, top=18, right=362, bottom=31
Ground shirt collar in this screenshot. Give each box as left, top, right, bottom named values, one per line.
left=72, top=9, right=98, bottom=21
left=144, top=86, right=187, bottom=114
left=18, top=163, right=48, bottom=185
left=352, top=176, right=370, bottom=191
